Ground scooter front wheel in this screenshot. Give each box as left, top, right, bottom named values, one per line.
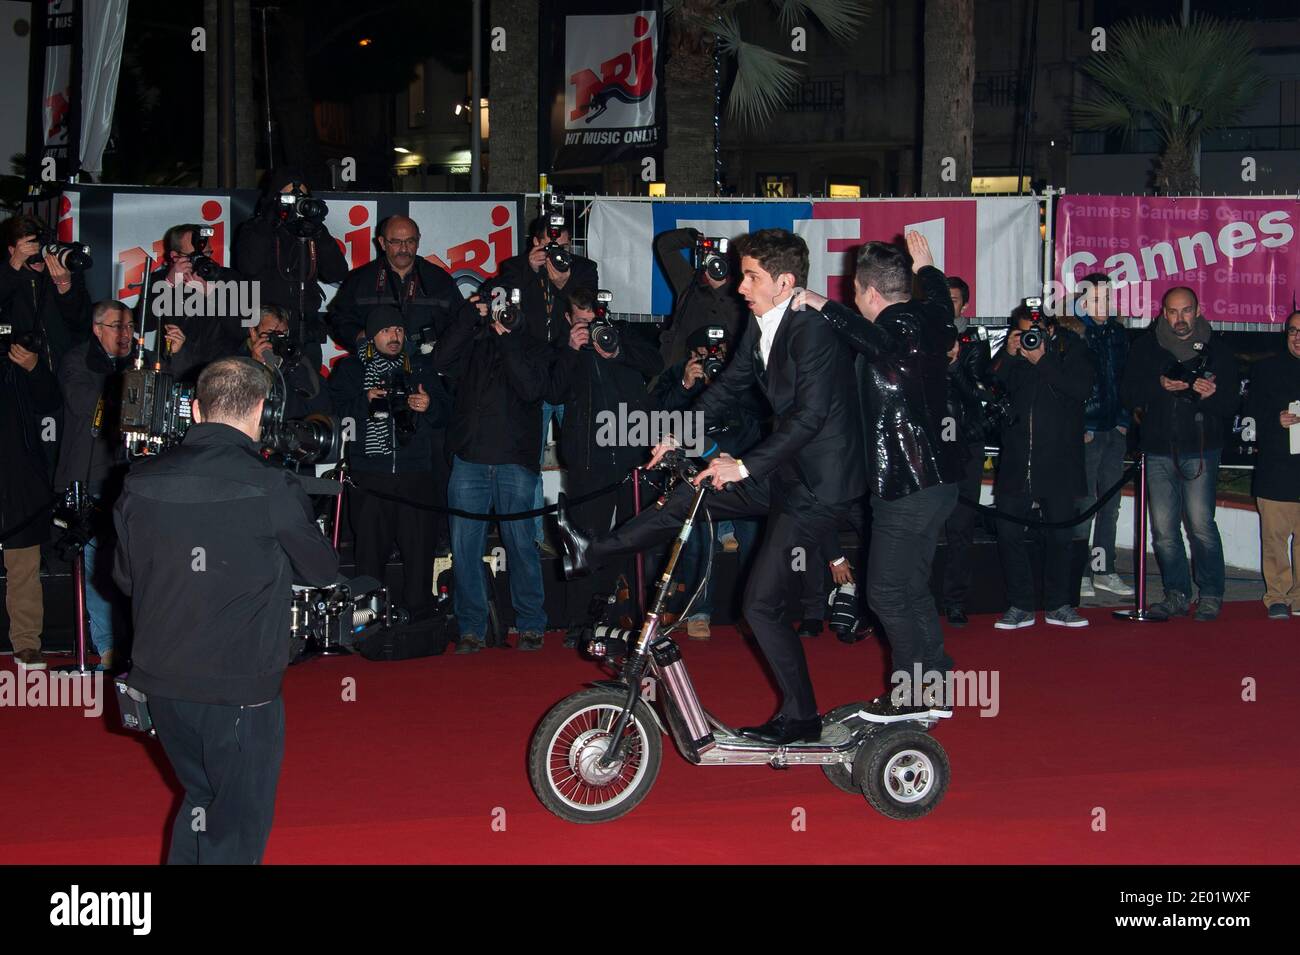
left=528, top=686, right=663, bottom=824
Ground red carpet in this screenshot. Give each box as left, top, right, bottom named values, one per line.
left=3, top=600, right=1297, bottom=865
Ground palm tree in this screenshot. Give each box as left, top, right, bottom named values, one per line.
left=920, top=0, right=973, bottom=195
left=1073, top=15, right=1265, bottom=194
left=663, top=0, right=870, bottom=196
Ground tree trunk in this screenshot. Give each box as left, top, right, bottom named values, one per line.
left=267, top=5, right=328, bottom=187
left=202, top=0, right=256, bottom=188
left=919, top=0, right=974, bottom=195
left=1156, top=135, right=1199, bottom=194
left=487, top=0, right=538, bottom=192
left=663, top=6, right=719, bottom=196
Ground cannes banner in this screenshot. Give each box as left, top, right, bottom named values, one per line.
left=1055, top=195, right=1298, bottom=324
left=589, top=197, right=1041, bottom=318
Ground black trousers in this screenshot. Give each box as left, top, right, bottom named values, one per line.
left=995, top=491, right=1075, bottom=612
left=430, top=429, right=452, bottom=549
left=349, top=470, right=436, bottom=612
left=150, top=694, right=285, bottom=865
left=590, top=475, right=847, bottom=720
left=868, top=483, right=958, bottom=683
left=566, top=466, right=637, bottom=627
left=941, top=444, right=986, bottom=610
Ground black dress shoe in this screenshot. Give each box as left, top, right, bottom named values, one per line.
left=797, top=618, right=824, bottom=638
left=553, top=492, right=593, bottom=578
left=945, top=606, right=968, bottom=627
left=738, top=714, right=822, bottom=745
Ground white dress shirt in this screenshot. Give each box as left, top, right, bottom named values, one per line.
left=755, top=295, right=791, bottom=367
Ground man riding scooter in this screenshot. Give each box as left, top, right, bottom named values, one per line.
left=555, top=229, right=865, bottom=746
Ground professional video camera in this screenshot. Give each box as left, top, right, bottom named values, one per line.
left=367, top=369, right=417, bottom=442
left=120, top=367, right=196, bottom=456
left=187, top=225, right=234, bottom=281
left=587, top=290, right=619, bottom=353
left=540, top=192, right=571, bottom=273
left=1019, top=297, right=1047, bottom=351
left=698, top=325, right=727, bottom=380
left=277, top=192, right=329, bottom=238
left=0, top=323, right=45, bottom=353
left=693, top=235, right=730, bottom=281
left=27, top=231, right=93, bottom=271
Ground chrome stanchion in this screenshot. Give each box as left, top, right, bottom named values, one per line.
left=632, top=467, right=645, bottom=615
left=1114, top=453, right=1166, bottom=623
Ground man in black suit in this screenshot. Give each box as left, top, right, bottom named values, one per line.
left=556, top=229, right=866, bottom=744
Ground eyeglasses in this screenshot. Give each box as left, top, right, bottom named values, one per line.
left=384, top=237, right=420, bottom=248
left=1286, top=327, right=1300, bottom=337
left=98, top=322, right=135, bottom=332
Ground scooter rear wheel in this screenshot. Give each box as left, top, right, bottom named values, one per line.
left=852, top=727, right=949, bottom=820
left=820, top=702, right=873, bottom=794
left=529, top=686, right=663, bottom=824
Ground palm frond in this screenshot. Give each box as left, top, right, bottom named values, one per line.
left=767, top=0, right=870, bottom=42
left=714, top=14, right=804, bottom=128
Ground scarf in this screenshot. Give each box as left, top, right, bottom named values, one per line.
left=1155, top=313, right=1212, bottom=363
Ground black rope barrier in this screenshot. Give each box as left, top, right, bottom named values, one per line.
left=955, top=461, right=1140, bottom=529
left=342, top=472, right=635, bottom=521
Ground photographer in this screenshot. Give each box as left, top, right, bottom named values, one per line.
left=234, top=168, right=348, bottom=349
left=436, top=282, right=560, bottom=653
left=1, top=309, right=62, bottom=671
left=1072, top=273, right=1134, bottom=600
left=138, top=223, right=245, bottom=381
left=1, top=214, right=91, bottom=368
left=1121, top=287, right=1240, bottom=622
left=1247, top=310, right=1300, bottom=620
left=940, top=318, right=993, bottom=627
left=653, top=324, right=764, bottom=640
left=248, top=305, right=332, bottom=421
left=492, top=210, right=599, bottom=554
left=112, top=356, right=340, bottom=864
left=552, top=288, right=663, bottom=645
left=53, top=301, right=137, bottom=670
left=328, top=306, right=449, bottom=615
left=654, top=226, right=746, bottom=366
left=990, top=304, right=1096, bottom=630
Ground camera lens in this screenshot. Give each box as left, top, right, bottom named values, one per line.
left=592, top=322, right=619, bottom=352
left=547, top=245, right=571, bottom=273
left=1020, top=328, right=1041, bottom=351
left=705, top=256, right=729, bottom=281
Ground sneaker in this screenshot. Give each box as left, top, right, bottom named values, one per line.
left=1045, top=605, right=1090, bottom=628
left=1093, top=573, right=1135, bottom=597
left=1079, top=577, right=1096, bottom=598
left=686, top=617, right=711, bottom=641
left=517, top=631, right=544, bottom=651
left=858, top=693, right=953, bottom=724
left=945, top=606, right=968, bottom=627
left=1267, top=603, right=1290, bottom=621
left=14, top=648, right=47, bottom=670
left=1146, top=590, right=1191, bottom=621
left=1194, top=597, right=1221, bottom=622
left=994, top=607, right=1035, bottom=630
left=455, top=634, right=484, bottom=654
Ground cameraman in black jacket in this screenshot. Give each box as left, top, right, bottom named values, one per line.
left=113, top=356, right=340, bottom=864
left=551, top=288, right=663, bottom=643
left=940, top=319, right=993, bottom=626
left=1120, top=286, right=1240, bottom=621
left=247, top=305, right=333, bottom=421
left=990, top=304, right=1096, bottom=630
left=233, top=168, right=348, bottom=350
left=437, top=284, right=560, bottom=652
left=328, top=306, right=449, bottom=614
left=654, top=227, right=747, bottom=366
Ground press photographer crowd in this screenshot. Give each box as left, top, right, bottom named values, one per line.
left=4, top=174, right=1300, bottom=862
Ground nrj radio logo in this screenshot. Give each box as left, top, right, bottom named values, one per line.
left=566, top=13, right=658, bottom=129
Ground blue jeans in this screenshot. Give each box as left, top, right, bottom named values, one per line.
left=448, top=456, right=548, bottom=637
left=676, top=516, right=760, bottom=619
left=534, top=402, right=565, bottom=545
left=83, top=535, right=122, bottom=655
left=1146, top=450, right=1225, bottom=600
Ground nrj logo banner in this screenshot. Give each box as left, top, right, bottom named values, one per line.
left=541, top=0, right=666, bottom=171
left=1055, top=195, right=1299, bottom=323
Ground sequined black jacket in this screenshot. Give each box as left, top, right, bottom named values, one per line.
left=817, top=266, right=965, bottom=500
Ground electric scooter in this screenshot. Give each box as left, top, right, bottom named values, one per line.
left=527, top=451, right=950, bottom=824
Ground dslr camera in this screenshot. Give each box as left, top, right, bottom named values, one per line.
left=278, top=192, right=329, bottom=238
left=0, top=323, right=46, bottom=353
left=1018, top=297, right=1047, bottom=351
left=699, top=325, right=727, bottom=380
left=489, top=287, right=524, bottom=332
left=1163, top=347, right=1213, bottom=400
left=265, top=330, right=301, bottom=365
left=586, top=290, right=619, bottom=353
left=187, top=225, right=231, bottom=281
left=693, top=235, right=730, bottom=281
left=27, top=231, right=93, bottom=271
left=368, top=370, right=417, bottom=442
left=539, top=192, right=571, bottom=273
